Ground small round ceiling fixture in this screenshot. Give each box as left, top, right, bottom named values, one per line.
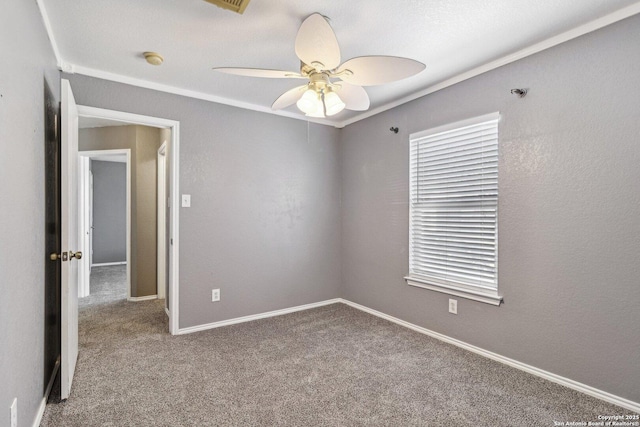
left=144, top=52, right=164, bottom=66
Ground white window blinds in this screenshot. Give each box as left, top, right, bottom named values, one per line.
left=408, top=113, right=500, bottom=302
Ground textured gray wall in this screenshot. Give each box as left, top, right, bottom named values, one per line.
left=65, top=74, right=343, bottom=328
left=91, top=160, right=127, bottom=264
left=0, top=0, right=60, bottom=425
left=79, top=126, right=162, bottom=297
left=340, top=15, right=640, bottom=403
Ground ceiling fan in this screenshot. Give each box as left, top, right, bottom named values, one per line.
left=213, top=13, right=426, bottom=118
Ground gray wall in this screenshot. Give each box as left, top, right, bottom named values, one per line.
left=66, top=74, right=343, bottom=328
left=340, top=14, right=640, bottom=403
left=91, top=160, right=127, bottom=263
left=80, top=125, right=162, bottom=297
left=0, top=0, right=60, bottom=425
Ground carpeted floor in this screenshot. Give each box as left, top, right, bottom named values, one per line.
left=78, top=264, right=128, bottom=306
left=41, top=266, right=633, bottom=426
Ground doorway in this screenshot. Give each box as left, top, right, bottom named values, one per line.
left=76, top=106, right=180, bottom=334
left=78, top=149, right=131, bottom=299
left=55, top=82, right=179, bottom=402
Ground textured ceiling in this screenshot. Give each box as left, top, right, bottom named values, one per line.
left=40, top=0, right=640, bottom=126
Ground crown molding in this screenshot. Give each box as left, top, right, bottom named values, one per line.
left=37, top=0, right=640, bottom=129
left=35, top=0, right=62, bottom=67
left=64, top=64, right=337, bottom=127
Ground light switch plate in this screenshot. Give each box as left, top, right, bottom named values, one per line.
left=181, top=194, right=191, bottom=208
left=449, top=299, right=458, bottom=314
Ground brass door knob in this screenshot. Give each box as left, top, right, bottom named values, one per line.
left=51, top=252, right=71, bottom=261
left=69, top=251, right=83, bottom=260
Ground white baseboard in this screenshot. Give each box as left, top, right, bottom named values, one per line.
left=339, top=299, right=640, bottom=414
left=127, top=294, right=157, bottom=302
left=92, top=261, right=126, bottom=267
left=33, top=356, right=60, bottom=427
left=177, top=298, right=342, bottom=335
left=33, top=397, right=47, bottom=427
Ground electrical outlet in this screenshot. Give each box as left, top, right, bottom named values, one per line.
left=181, top=194, right=191, bottom=208
left=211, top=289, right=220, bottom=302
left=449, top=299, right=458, bottom=314
left=10, top=398, right=17, bottom=427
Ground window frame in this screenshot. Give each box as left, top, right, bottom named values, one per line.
left=405, top=112, right=503, bottom=306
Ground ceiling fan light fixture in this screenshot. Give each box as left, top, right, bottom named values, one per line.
left=214, top=12, right=425, bottom=118
left=323, top=89, right=346, bottom=116
left=306, top=101, right=325, bottom=118
left=296, top=88, right=320, bottom=114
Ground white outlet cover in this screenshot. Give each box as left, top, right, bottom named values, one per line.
left=212, top=289, right=220, bottom=302
left=181, top=194, right=191, bottom=207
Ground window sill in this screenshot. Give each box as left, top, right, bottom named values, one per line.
left=404, top=276, right=503, bottom=306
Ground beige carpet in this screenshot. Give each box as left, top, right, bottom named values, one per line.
left=40, top=266, right=634, bottom=426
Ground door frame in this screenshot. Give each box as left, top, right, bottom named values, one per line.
left=157, top=142, right=167, bottom=301
left=77, top=105, right=181, bottom=335
left=78, top=149, right=132, bottom=299
left=77, top=156, right=90, bottom=298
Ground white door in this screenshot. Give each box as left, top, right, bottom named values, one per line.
left=60, top=79, right=80, bottom=400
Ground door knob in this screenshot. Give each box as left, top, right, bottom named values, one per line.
left=69, top=251, right=83, bottom=260
left=50, top=252, right=69, bottom=261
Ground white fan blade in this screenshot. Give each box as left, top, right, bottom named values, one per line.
left=213, top=67, right=304, bottom=79
left=272, top=85, right=308, bottom=110
left=338, top=56, right=425, bottom=86
left=295, top=13, right=341, bottom=71
left=334, top=83, right=369, bottom=111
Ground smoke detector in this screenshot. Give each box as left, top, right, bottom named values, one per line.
left=203, top=0, right=251, bottom=14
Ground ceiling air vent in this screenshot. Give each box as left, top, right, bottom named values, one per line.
left=204, top=0, right=251, bottom=14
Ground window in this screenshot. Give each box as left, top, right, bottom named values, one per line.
left=405, top=113, right=502, bottom=305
